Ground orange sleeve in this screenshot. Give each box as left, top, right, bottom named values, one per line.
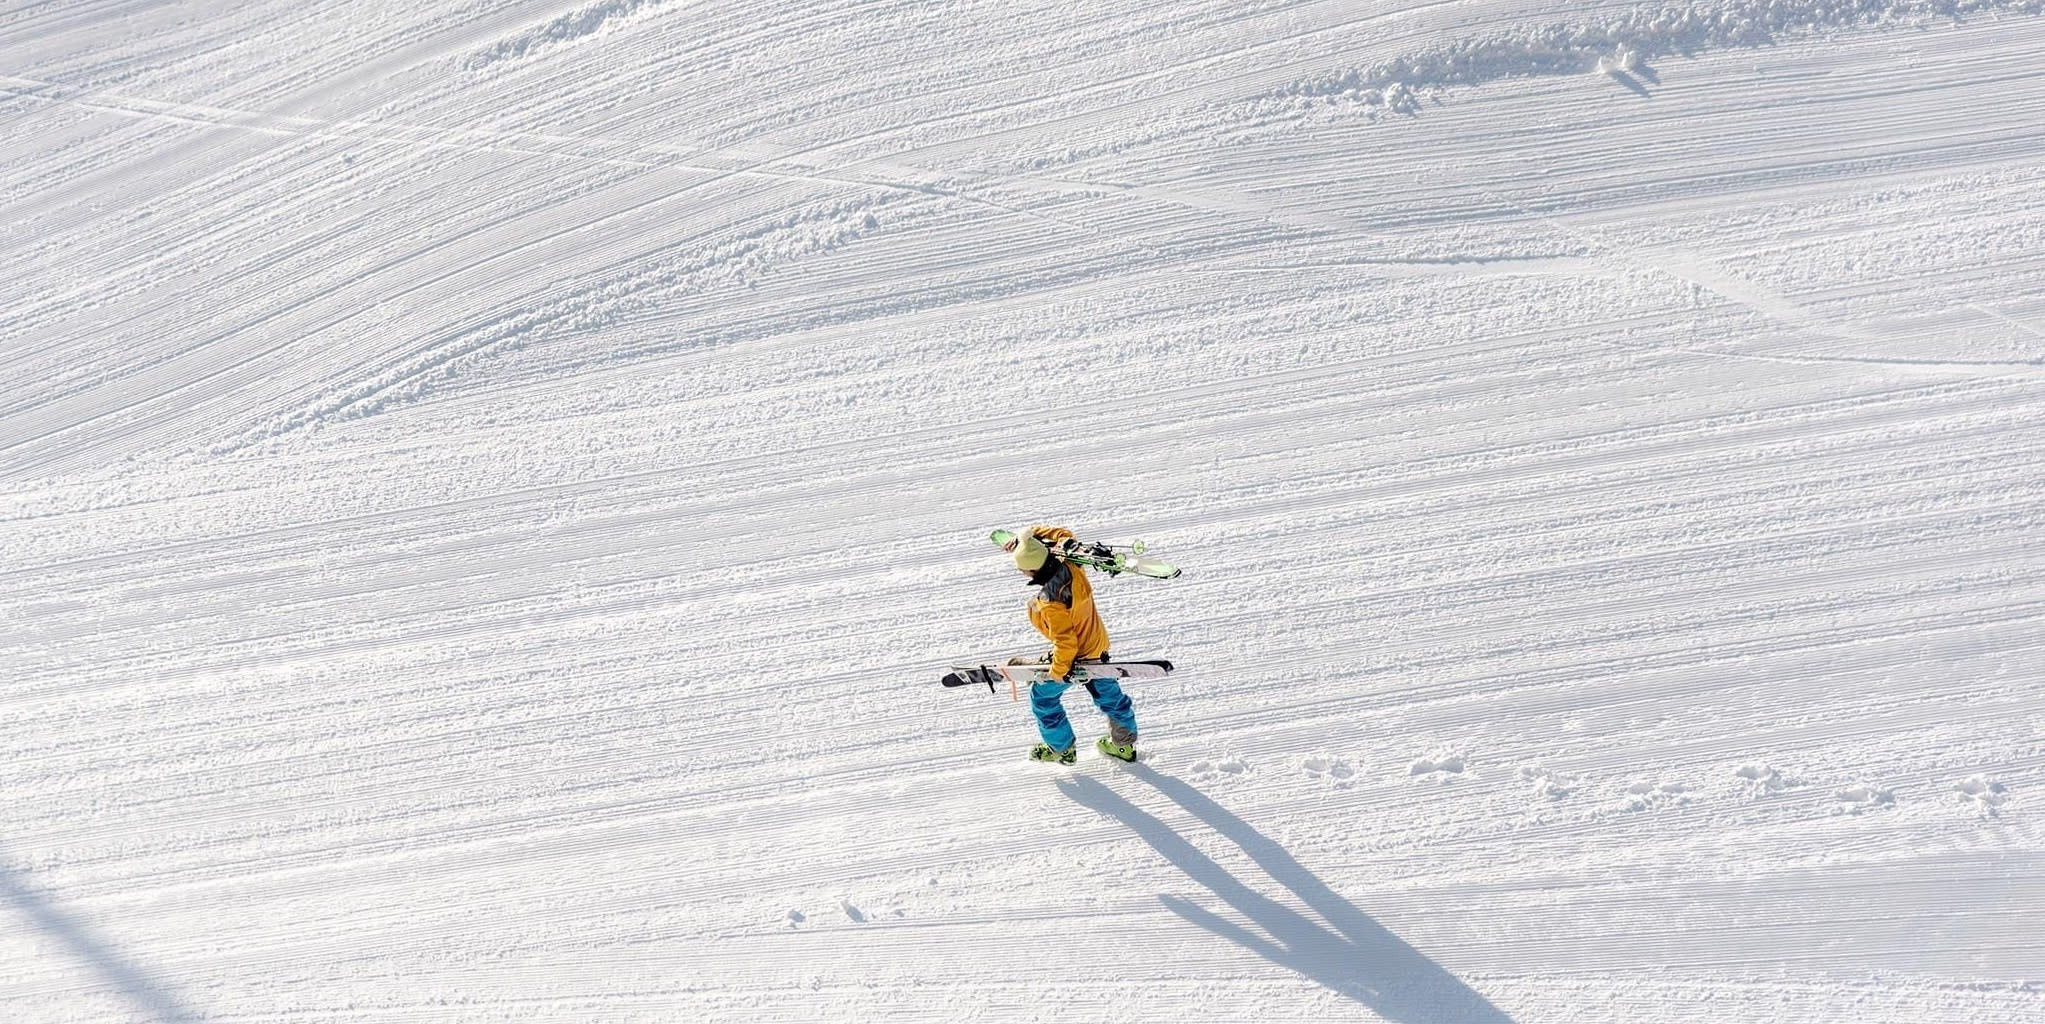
left=1038, top=600, right=1082, bottom=679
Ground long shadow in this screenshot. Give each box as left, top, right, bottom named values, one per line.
left=1605, top=68, right=1653, bottom=97
left=1060, top=768, right=1511, bottom=1023
left=0, top=851, right=200, bottom=1022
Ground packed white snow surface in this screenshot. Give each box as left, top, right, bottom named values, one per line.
left=4, top=0, right=2045, bottom=1020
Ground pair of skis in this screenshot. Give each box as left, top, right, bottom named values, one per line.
left=990, top=528, right=1182, bottom=580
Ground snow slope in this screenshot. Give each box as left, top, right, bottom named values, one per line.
left=4, top=1, right=2043, bottom=1021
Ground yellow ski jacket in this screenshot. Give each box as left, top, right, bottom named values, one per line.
left=1025, top=526, right=1110, bottom=678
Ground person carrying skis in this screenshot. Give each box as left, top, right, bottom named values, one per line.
left=1005, top=525, right=1139, bottom=764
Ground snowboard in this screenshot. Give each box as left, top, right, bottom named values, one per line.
left=941, top=658, right=1175, bottom=693
left=991, top=528, right=1181, bottom=579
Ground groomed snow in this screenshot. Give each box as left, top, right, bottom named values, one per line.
left=3, top=1, right=2042, bottom=1021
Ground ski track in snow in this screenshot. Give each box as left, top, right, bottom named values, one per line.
left=4, top=1, right=2044, bottom=1022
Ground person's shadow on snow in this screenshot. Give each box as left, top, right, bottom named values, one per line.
left=1059, top=767, right=1512, bottom=1024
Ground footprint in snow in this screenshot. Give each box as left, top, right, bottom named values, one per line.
left=1830, top=785, right=1896, bottom=815
left=786, top=909, right=806, bottom=928
left=841, top=900, right=866, bottom=923
left=1737, top=763, right=1802, bottom=798
left=1409, top=753, right=1466, bottom=782
left=1302, top=755, right=1357, bottom=786
left=1955, top=776, right=2009, bottom=818
left=1519, top=766, right=1574, bottom=802
left=1621, top=780, right=1691, bottom=812
left=1190, top=756, right=1250, bottom=780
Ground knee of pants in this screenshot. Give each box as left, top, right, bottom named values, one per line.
left=1085, top=679, right=1130, bottom=707
left=1084, top=679, right=1128, bottom=699
left=1030, top=690, right=1067, bottom=720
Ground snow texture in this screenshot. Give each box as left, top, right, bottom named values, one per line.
left=3, top=0, right=2043, bottom=1021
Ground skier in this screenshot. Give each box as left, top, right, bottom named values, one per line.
left=1004, top=526, right=1140, bottom=764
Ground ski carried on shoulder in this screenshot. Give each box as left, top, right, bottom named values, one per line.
left=991, top=528, right=1181, bottom=580
left=941, top=658, right=1175, bottom=693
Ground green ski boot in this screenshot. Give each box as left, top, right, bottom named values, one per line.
left=1029, top=743, right=1077, bottom=765
left=1096, top=736, right=1138, bottom=763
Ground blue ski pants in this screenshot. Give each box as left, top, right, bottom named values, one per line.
left=1030, top=676, right=1138, bottom=753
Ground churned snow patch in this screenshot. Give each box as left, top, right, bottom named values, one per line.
left=1409, top=752, right=1468, bottom=779
left=1520, top=766, right=1576, bottom=802
left=465, top=0, right=677, bottom=69
left=1257, top=0, right=2045, bottom=114
left=1737, top=763, right=1804, bottom=797
left=1301, top=754, right=1358, bottom=785
left=1620, top=780, right=1694, bottom=812
left=1190, top=755, right=1252, bottom=780
left=1831, top=785, right=1898, bottom=815
left=1955, top=775, right=2011, bottom=817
